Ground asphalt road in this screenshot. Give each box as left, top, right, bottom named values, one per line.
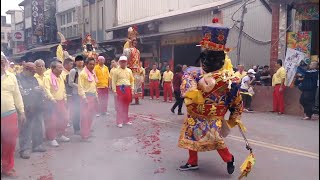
left=5, top=95, right=319, bottom=180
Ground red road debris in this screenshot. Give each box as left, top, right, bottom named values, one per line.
left=154, top=167, right=166, bottom=174
left=37, top=173, right=53, bottom=180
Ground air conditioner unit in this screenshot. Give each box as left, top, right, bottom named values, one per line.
left=148, top=23, right=155, bottom=30
left=147, top=23, right=158, bottom=32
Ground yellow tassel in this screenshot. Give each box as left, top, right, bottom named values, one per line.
left=238, top=153, right=255, bottom=179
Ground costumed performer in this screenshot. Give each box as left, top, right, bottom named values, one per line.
left=178, top=18, right=245, bottom=176
left=123, top=26, right=143, bottom=105
left=82, top=34, right=98, bottom=60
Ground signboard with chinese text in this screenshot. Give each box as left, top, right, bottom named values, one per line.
left=161, top=32, right=202, bottom=46
left=284, top=48, right=306, bottom=86
left=32, top=0, right=45, bottom=36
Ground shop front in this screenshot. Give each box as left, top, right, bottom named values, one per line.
left=160, top=31, right=202, bottom=69
left=263, top=0, right=319, bottom=116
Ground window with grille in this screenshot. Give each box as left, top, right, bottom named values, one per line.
left=61, top=15, right=66, bottom=25
left=1, top=32, right=5, bottom=40
left=67, top=12, right=72, bottom=24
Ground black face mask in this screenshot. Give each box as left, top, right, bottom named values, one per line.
left=196, top=50, right=225, bottom=73
left=86, top=44, right=93, bottom=51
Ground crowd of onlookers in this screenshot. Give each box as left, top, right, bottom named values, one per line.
left=234, top=60, right=319, bottom=120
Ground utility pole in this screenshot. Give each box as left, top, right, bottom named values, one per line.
left=236, top=0, right=249, bottom=66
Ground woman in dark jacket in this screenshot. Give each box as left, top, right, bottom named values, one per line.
left=171, top=64, right=184, bottom=115
left=295, top=62, right=319, bottom=120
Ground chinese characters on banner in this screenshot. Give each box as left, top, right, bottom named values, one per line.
left=284, top=48, right=306, bottom=86
left=287, top=31, right=312, bottom=63
left=32, top=0, right=44, bottom=36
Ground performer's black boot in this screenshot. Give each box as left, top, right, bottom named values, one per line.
left=227, top=155, right=235, bottom=174
left=179, top=163, right=199, bottom=171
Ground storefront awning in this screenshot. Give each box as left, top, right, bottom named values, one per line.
left=269, top=0, right=319, bottom=3
left=100, top=27, right=202, bottom=44
left=29, top=43, right=59, bottom=53
left=115, top=53, right=153, bottom=58
left=10, top=50, right=31, bottom=60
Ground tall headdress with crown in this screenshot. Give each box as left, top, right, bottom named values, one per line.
left=199, top=18, right=234, bottom=72
left=83, top=34, right=97, bottom=59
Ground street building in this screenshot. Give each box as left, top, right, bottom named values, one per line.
left=1, top=16, right=12, bottom=56
left=6, top=10, right=24, bottom=57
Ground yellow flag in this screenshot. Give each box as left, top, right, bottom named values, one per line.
left=56, top=44, right=64, bottom=63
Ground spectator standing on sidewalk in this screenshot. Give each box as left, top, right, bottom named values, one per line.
left=171, top=64, right=184, bottom=115
left=234, top=64, right=247, bottom=79
left=295, top=61, right=319, bottom=120
left=260, top=65, right=272, bottom=86
left=240, top=69, right=256, bottom=112
left=313, top=72, right=319, bottom=115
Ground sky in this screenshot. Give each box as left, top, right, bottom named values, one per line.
left=1, top=0, right=22, bottom=23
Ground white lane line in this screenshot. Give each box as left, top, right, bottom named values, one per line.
left=131, top=113, right=319, bottom=160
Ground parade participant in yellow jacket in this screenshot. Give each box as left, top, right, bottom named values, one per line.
left=109, top=59, right=119, bottom=109
left=78, top=58, right=98, bottom=140
left=94, top=56, right=110, bottom=115
left=149, top=64, right=161, bottom=100
left=1, top=55, right=25, bottom=178
left=8, top=62, right=17, bottom=74
left=162, top=65, right=174, bottom=102
left=43, top=60, right=70, bottom=147
left=112, top=56, right=134, bottom=128
left=34, top=59, right=46, bottom=88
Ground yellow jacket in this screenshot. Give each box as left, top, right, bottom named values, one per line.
left=1, top=71, right=24, bottom=115
left=78, top=70, right=98, bottom=99
left=94, top=64, right=110, bottom=88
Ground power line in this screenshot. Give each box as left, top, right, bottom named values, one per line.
left=236, top=0, right=256, bottom=65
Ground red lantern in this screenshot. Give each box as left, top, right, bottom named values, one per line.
left=212, top=18, right=219, bottom=23
left=133, top=25, right=138, bottom=31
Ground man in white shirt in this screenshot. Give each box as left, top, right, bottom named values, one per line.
left=240, top=69, right=256, bottom=112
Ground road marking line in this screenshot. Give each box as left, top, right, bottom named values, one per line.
left=131, top=113, right=319, bottom=160
left=228, top=135, right=319, bottom=157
